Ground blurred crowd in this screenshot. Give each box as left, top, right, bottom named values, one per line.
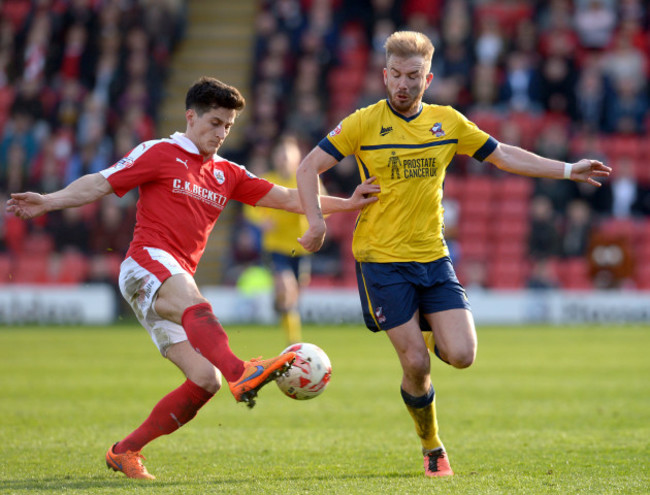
left=233, top=0, right=650, bottom=290
left=2, top=0, right=650, bottom=290
left=0, top=0, right=186, bottom=283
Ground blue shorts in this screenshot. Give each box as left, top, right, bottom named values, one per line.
left=269, top=252, right=311, bottom=280
left=355, top=257, right=471, bottom=332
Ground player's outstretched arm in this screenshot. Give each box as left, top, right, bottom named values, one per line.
left=486, top=143, right=611, bottom=186
left=255, top=177, right=379, bottom=215
left=6, top=173, right=114, bottom=220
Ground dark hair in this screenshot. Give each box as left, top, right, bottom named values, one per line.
left=185, top=76, right=246, bottom=115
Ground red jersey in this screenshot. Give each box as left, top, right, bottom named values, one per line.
left=100, top=132, right=273, bottom=275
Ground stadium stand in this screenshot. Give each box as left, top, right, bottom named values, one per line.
left=236, top=0, right=650, bottom=290
left=1, top=0, right=650, bottom=293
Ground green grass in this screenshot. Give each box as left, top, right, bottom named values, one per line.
left=0, top=323, right=648, bottom=494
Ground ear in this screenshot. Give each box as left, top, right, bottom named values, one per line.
left=185, top=108, right=195, bottom=126
left=383, top=67, right=388, bottom=86
left=425, top=72, right=434, bottom=89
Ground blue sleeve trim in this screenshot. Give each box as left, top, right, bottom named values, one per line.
left=473, top=136, right=499, bottom=162
left=318, top=137, right=345, bottom=161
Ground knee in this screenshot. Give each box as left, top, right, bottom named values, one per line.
left=447, top=346, right=476, bottom=369
left=404, top=350, right=431, bottom=379
left=191, top=367, right=222, bottom=395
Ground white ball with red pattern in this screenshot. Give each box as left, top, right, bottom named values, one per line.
left=276, top=343, right=332, bottom=400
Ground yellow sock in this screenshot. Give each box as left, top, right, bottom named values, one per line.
left=402, top=386, right=443, bottom=451
left=281, top=310, right=302, bottom=344
left=423, top=331, right=435, bottom=354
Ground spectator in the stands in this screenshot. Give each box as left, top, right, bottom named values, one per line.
left=528, top=195, right=561, bottom=259
left=561, top=199, right=593, bottom=258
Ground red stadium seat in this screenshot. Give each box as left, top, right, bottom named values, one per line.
left=11, top=255, right=50, bottom=284
left=459, top=197, right=492, bottom=220
left=496, top=176, right=533, bottom=200
left=52, top=251, right=90, bottom=284
left=493, top=198, right=530, bottom=220
left=487, top=260, right=529, bottom=289
left=460, top=176, right=494, bottom=202
left=458, top=219, right=489, bottom=242
left=493, top=217, right=529, bottom=241
left=22, top=232, right=54, bottom=256
left=458, top=240, right=489, bottom=262
left=0, top=254, right=13, bottom=284
left=493, top=239, right=527, bottom=260
left=634, top=264, right=650, bottom=290
left=4, top=215, right=27, bottom=253
left=558, top=258, right=593, bottom=290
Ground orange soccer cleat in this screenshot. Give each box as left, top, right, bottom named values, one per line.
left=228, top=352, right=296, bottom=408
left=423, top=448, right=454, bottom=477
left=106, top=443, right=155, bottom=480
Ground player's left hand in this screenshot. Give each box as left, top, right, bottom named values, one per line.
left=570, top=159, right=612, bottom=187
left=349, top=176, right=380, bottom=209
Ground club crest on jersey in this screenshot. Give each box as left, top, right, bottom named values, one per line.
left=329, top=122, right=342, bottom=137
left=429, top=122, right=446, bottom=137
left=213, top=169, right=225, bottom=184
left=374, top=306, right=386, bottom=324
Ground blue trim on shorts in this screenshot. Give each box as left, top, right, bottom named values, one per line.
left=355, top=257, right=471, bottom=332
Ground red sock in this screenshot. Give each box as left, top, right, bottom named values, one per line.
left=115, top=379, right=214, bottom=453
left=182, top=302, right=245, bottom=382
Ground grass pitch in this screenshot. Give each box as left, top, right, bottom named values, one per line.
left=0, top=322, right=648, bottom=494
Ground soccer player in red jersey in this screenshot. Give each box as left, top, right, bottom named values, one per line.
left=6, top=76, right=379, bottom=480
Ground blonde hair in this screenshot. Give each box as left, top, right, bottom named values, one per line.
left=384, top=31, right=435, bottom=70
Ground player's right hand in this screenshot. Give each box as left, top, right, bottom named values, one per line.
left=297, top=221, right=327, bottom=253
left=6, top=192, right=48, bottom=219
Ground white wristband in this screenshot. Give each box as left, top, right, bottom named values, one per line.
left=563, top=162, right=572, bottom=180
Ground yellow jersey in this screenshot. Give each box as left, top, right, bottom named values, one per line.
left=320, top=99, right=497, bottom=263
left=246, top=171, right=309, bottom=257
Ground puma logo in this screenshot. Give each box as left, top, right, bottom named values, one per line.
left=176, top=157, right=189, bottom=169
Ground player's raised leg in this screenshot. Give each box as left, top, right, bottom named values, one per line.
left=386, top=316, right=453, bottom=477
left=423, top=308, right=477, bottom=369
left=156, top=273, right=296, bottom=407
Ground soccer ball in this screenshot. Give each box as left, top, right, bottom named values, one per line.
left=276, top=343, right=332, bottom=400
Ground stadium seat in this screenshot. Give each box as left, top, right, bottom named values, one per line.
left=496, top=176, right=533, bottom=200
left=635, top=264, right=650, bottom=290
left=493, top=239, right=527, bottom=260
left=493, top=217, right=529, bottom=241
left=53, top=251, right=90, bottom=284
left=458, top=219, right=489, bottom=242
left=11, top=255, right=50, bottom=284
left=461, top=176, right=494, bottom=201
left=459, top=197, right=492, bottom=220
left=487, top=260, right=529, bottom=289
left=558, top=258, right=593, bottom=290
left=442, top=175, right=462, bottom=199
left=22, top=232, right=54, bottom=256
left=493, top=198, right=530, bottom=220
left=0, top=254, right=13, bottom=284
left=458, top=240, right=489, bottom=262
left=3, top=215, right=27, bottom=253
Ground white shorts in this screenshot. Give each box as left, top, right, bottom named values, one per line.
left=119, top=247, right=189, bottom=356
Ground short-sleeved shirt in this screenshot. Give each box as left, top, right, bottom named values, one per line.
left=100, top=132, right=273, bottom=275
left=319, top=99, right=498, bottom=263
left=257, top=171, right=309, bottom=257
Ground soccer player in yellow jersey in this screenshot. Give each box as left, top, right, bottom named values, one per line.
left=296, top=31, right=611, bottom=478
left=247, top=135, right=311, bottom=344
